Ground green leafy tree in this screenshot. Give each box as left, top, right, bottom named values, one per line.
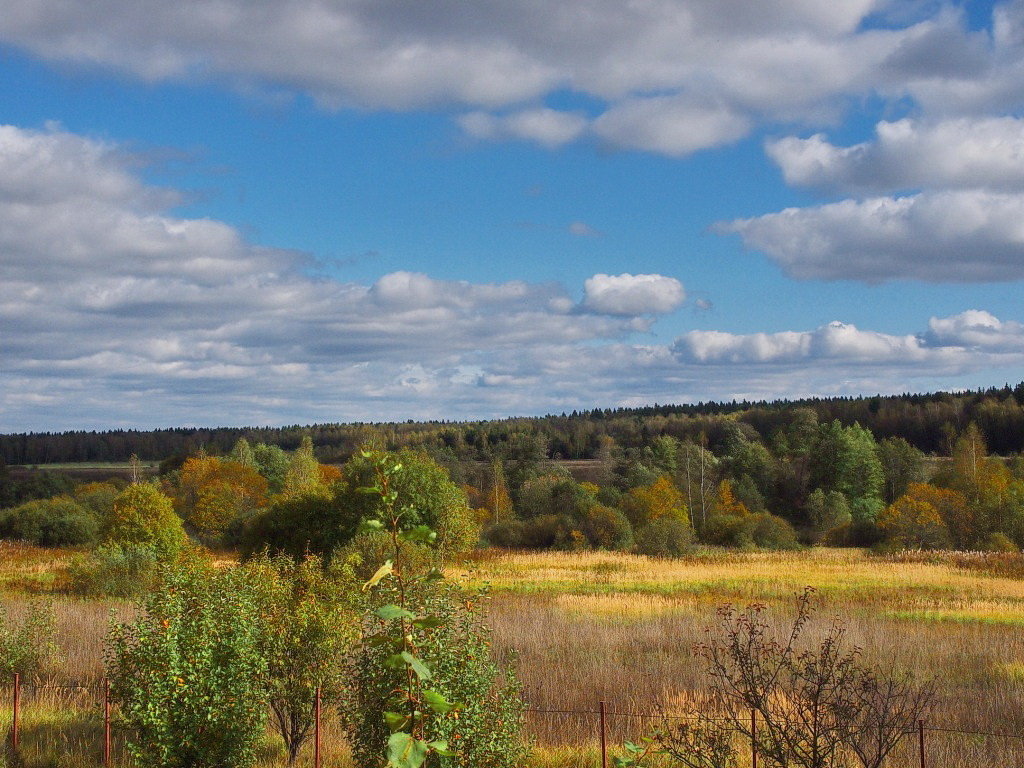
left=634, top=516, right=693, bottom=557
left=282, top=435, right=326, bottom=499
left=811, top=421, right=883, bottom=523
left=107, top=562, right=268, bottom=768
left=876, top=437, right=924, bottom=505
left=253, top=443, right=291, bottom=493
left=339, top=449, right=479, bottom=557
left=245, top=553, right=359, bottom=765
left=105, top=483, right=186, bottom=557
left=230, top=437, right=257, bottom=468
left=805, top=489, right=852, bottom=545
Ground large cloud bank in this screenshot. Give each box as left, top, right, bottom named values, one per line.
left=0, top=0, right=1015, bottom=156
left=3, top=124, right=1023, bottom=429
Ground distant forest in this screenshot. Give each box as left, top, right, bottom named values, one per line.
left=5, top=383, right=1024, bottom=465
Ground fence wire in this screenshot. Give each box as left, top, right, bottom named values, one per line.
left=6, top=676, right=1024, bottom=765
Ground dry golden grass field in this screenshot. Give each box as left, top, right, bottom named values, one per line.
left=4, top=544, right=1024, bottom=766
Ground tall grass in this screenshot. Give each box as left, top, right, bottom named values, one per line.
left=5, top=545, right=1024, bottom=765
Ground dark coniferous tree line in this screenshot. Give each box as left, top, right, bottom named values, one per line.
left=4, top=383, right=1024, bottom=466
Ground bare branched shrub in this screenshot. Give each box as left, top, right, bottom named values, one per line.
left=619, top=589, right=933, bottom=768
left=696, top=588, right=932, bottom=768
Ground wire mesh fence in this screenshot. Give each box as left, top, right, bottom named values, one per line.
left=5, top=675, right=1024, bottom=767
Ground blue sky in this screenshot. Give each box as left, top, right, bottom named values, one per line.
left=3, top=0, right=1024, bottom=430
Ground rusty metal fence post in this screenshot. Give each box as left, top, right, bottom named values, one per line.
left=918, top=719, right=926, bottom=768
left=314, top=686, right=322, bottom=768
left=104, top=677, right=112, bottom=766
left=11, top=672, right=20, bottom=751
left=598, top=700, right=608, bottom=768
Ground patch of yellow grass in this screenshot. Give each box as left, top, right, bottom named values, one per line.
left=555, top=593, right=701, bottom=622
left=0, top=540, right=77, bottom=593
left=454, top=548, right=1024, bottom=611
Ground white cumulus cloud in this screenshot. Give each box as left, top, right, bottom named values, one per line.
left=768, top=117, right=1024, bottom=194
left=675, top=322, right=926, bottom=364
left=458, top=108, right=588, bottom=148
left=717, top=190, right=1024, bottom=282
left=583, top=273, right=685, bottom=316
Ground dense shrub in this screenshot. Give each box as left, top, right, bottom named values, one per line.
left=107, top=563, right=268, bottom=768
left=483, top=519, right=527, bottom=548
left=0, top=470, right=76, bottom=508
left=702, top=513, right=756, bottom=548
left=240, top=490, right=359, bottom=561
left=0, top=496, right=98, bottom=546
left=341, top=583, right=528, bottom=768
left=74, top=481, right=121, bottom=518
left=518, top=513, right=580, bottom=549
left=982, top=532, right=1019, bottom=552
left=750, top=512, right=800, bottom=550
left=68, top=543, right=161, bottom=598
left=634, top=517, right=693, bottom=557
left=581, top=503, right=633, bottom=549
left=105, top=483, right=187, bottom=557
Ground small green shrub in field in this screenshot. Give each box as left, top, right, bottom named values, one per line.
left=0, top=496, right=98, bottom=546
left=483, top=519, right=527, bottom=548
left=581, top=504, right=633, bottom=550
left=343, top=449, right=528, bottom=768
left=749, top=512, right=800, bottom=550
left=983, top=532, right=1019, bottom=552
left=0, top=600, right=59, bottom=681
left=67, top=543, right=160, bottom=598
left=634, top=517, right=693, bottom=557
left=342, top=582, right=529, bottom=768
left=107, top=562, right=268, bottom=768
left=702, top=513, right=799, bottom=550
left=702, top=514, right=756, bottom=548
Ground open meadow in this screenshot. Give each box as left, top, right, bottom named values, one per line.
left=4, top=544, right=1024, bottom=766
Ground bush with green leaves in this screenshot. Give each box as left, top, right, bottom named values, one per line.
left=0, top=600, right=59, bottom=681
left=0, top=496, right=98, bottom=546
left=67, top=542, right=161, bottom=598
left=702, top=512, right=799, bottom=550
left=106, top=561, right=269, bottom=768
left=104, top=482, right=187, bottom=557
left=634, top=517, right=693, bottom=557
left=240, top=489, right=360, bottom=561
left=750, top=512, right=800, bottom=550
left=342, top=450, right=527, bottom=768
left=342, top=581, right=528, bottom=768
left=581, top=503, right=633, bottom=549
left=243, top=552, right=360, bottom=765
left=481, top=519, right=527, bottom=548
left=338, top=448, right=480, bottom=557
